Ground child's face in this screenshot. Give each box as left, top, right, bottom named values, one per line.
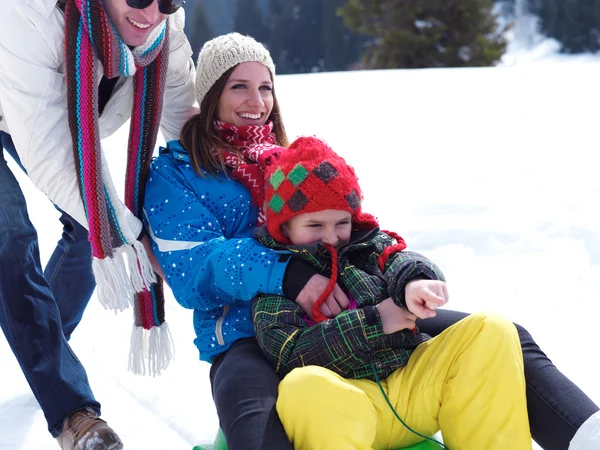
left=282, top=210, right=352, bottom=248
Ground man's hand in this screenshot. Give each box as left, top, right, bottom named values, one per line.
left=139, top=234, right=165, bottom=280
left=295, top=274, right=350, bottom=320
left=405, top=279, right=448, bottom=319
left=376, top=297, right=417, bottom=334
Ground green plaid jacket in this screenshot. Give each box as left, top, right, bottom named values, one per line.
left=252, top=228, right=445, bottom=381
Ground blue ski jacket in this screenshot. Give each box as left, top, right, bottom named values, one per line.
left=143, top=140, right=291, bottom=362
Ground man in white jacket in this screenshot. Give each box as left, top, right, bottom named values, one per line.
left=0, top=0, right=196, bottom=449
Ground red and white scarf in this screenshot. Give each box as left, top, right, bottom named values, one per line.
left=215, top=120, right=284, bottom=224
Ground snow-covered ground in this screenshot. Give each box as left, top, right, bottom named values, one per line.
left=1, top=46, right=599, bottom=449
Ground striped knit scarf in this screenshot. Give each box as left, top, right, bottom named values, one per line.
left=65, top=0, right=172, bottom=376
left=216, top=120, right=283, bottom=224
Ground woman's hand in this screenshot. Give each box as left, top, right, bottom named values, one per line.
left=405, top=279, right=448, bottom=319
left=295, top=274, right=350, bottom=320
left=376, top=297, right=417, bottom=334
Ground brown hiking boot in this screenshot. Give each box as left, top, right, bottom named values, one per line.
left=56, top=409, right=123, bottom=450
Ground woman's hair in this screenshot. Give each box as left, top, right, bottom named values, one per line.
left=180, top=67, right=289, bottom=177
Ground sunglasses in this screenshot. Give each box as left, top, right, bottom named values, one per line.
left=126, top=0, right=185, bottom=15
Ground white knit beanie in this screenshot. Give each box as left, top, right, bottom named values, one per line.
left=195, top=33, right=276, bottom=106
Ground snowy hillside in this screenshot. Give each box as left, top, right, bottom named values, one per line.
left=1, top=54, right=599, bottom=449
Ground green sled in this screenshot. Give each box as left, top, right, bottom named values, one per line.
left=193, top=428, right=443, bottom=450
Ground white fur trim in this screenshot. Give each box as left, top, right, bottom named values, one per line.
left=570, top=410, right=600, bottom=449
left=128, top=323, right=174, bottom=376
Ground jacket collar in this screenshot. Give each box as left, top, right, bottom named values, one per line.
left=30, top=0, right=60, bottom=18
left=163, top=139, right=191, bottom=163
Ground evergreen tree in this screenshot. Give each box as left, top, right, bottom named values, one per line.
left=338, top=0, right=507, bottom=68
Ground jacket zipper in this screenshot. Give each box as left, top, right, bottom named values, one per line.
left=215, top=305, right=229, bottom=345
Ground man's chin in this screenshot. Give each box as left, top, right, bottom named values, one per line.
left=120, top=25, right=154, bottom=47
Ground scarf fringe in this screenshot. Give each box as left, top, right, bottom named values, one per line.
left=94, top=240, right=158, bottom=312
left=128, top=322, right=174, bottom=376
left=125, top=240, right=158, bottom=291
left=67, top=0, right=171, bottom=375
left=92, top=251, right=135, bottom=312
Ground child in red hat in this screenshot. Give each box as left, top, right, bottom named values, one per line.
left=252, top=136, right=532, bottom=449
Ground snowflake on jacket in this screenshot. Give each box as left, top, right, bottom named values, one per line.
left=252, top=227, right=445, bottom=381
left=143, top=140, right=292, bottom=362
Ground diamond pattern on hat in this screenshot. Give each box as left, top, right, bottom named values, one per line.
left=263, top=136, right=380, bottom=243
left=269, top=193, right=285, bottom=214
left=345, top=190, right=360, bottom=209
left=313, top=162, right=338, bottom=184
left=288, top=164, right=309, bottom=187
left=270, top=168, right=285, bottom=190
left=288, top=190, right=309, bottom=212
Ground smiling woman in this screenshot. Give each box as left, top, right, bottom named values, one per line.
left=143, top=33, right=296, bottom=450
left=216, top=62, right=274, bottom=127
left=179, top=33, right=287, bottom=178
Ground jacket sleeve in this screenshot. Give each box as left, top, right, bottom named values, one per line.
left=253, top=294, right=387, bottom=377
left=160, top=9, right=198, bottom=142
left=0, top=2, right=150, bottom=234
left=0, top=2, right=92, bottom=228
left=144, top=160, right=291, bottom=311
left=382, top=250, right=446, bottom=309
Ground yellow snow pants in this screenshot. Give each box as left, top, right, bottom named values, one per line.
left=276, top=313, right=532, bottom=450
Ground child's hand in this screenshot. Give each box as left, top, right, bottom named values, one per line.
left=405, top=279, right=448, bottom=319
left=296, top=274, right=350, bottom=320
left=376, top=297, right=417, bottom=334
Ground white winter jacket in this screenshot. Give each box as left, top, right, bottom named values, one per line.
left=0, top=0, right=197, bottom=231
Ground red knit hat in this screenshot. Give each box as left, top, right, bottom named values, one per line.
left=264, top=136, right=407, bottom=323
left=264, top=136, right=379, bottom=244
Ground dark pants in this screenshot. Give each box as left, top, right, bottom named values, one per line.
left=0, top=132, right=99, bottom=437
left=210, top=338, right=294, bottom=450
left=417, top=309, right=600, bottom=450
